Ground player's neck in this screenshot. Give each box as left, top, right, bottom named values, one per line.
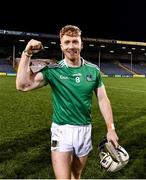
left=64, top=57, right=81, bottom=67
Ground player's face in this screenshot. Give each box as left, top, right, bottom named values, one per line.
left=60, top=35, right=82, bottom=61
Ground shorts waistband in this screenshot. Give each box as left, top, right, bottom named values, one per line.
left=52, top=122, right=91, bottom=128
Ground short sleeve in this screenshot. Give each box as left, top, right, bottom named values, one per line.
left=95, top=71, right=104, bottom=88
left=40, top=66, right=50, bottom=84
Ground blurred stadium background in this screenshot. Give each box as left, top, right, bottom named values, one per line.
left=1, top=29, right=146, bottom=76
left=0, top=30, right=146, bottom=178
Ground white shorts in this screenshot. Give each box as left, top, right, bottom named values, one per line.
left=51, top=122, right=92, bottom=157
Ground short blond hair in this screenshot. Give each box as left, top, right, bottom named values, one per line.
left=59, top=25, right=82, bottom=39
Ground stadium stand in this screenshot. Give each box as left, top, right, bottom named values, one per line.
left=0, top=58, right=15, bottom=73
left=0, top=29, right=146, bottom=77
left=121, top=62, right=146, bottom=75
left=100, top=61, right=133, bottom=75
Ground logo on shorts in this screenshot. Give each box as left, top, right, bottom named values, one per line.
left=51, top=140, right=58, bottom=147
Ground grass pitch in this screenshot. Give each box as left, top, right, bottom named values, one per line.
left=0, top=77, right=146, bottom=178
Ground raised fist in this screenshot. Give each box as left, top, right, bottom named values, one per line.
left=25, top=39, right=43, bottom=55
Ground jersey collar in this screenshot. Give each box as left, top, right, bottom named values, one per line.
left=64, top=57, right=85, bottom=68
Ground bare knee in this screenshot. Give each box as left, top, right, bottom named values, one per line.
left=71, top=169, right=82, bottom=179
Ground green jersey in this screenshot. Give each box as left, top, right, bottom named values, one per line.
left=41, top=58, right=104, bottom=125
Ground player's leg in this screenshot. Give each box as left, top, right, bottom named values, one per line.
left=71, top=124, right=92, bottom=179
left=51, top=123, right=73, bottom=178
left=51, top=151, right=72, bottom=179
left=71, top=154, right=88, bottom=179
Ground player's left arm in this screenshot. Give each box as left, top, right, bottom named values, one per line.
left=95, top=85, right=119, bottom=147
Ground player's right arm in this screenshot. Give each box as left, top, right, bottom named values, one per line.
left=16, top=39, right=46, bottom=91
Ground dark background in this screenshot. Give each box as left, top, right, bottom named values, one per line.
left=0, top=0, right=146, bottom=41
